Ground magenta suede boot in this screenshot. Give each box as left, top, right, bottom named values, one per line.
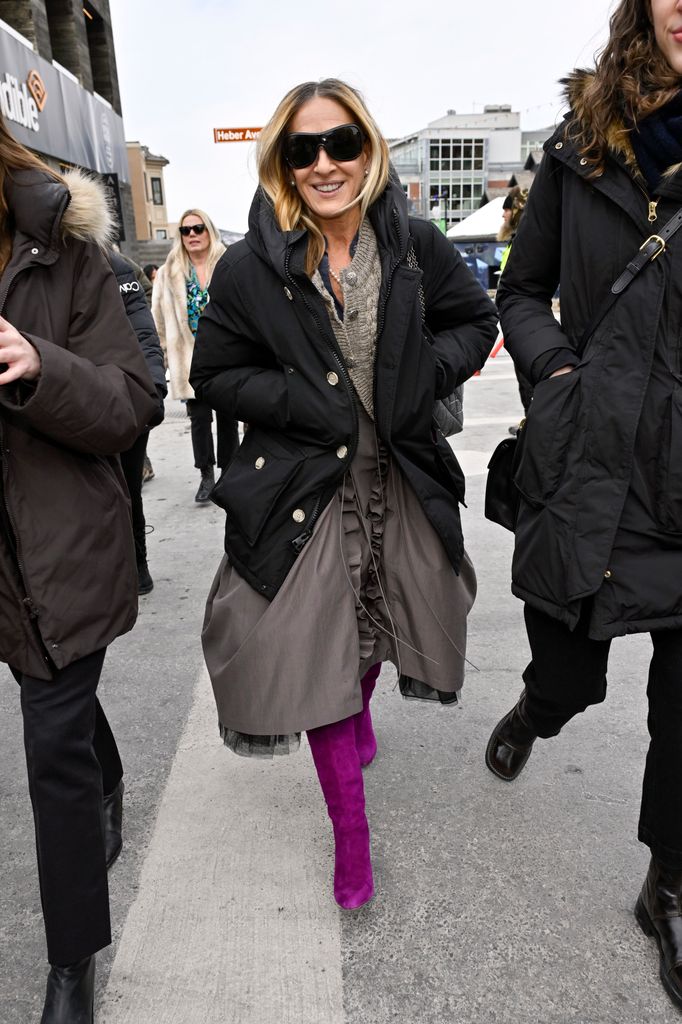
left=307, top=716, right=374, bottom=910
left=354, top=663, right=381, bottom=767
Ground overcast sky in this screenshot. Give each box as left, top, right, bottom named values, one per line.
left=110, top=0, right=614, bottom=233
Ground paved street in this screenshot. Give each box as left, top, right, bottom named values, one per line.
left=0, top=350, right=676, bottom=1023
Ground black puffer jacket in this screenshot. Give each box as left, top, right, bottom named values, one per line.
left=110, top=250, right=167, bottom=424
left=497, top=89, right=682, bottom=639
left=190, top=179, right=497, bottom=599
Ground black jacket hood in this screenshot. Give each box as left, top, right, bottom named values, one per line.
left=245, top=172, right=410, bottom=281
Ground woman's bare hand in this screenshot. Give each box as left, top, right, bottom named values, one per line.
left=0, top=317, right=40, bottom=383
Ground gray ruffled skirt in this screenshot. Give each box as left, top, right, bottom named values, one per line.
left=202, top=407, right=477, bottom=756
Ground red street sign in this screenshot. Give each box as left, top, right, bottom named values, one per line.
left=213, top=127, right=262, bottom=143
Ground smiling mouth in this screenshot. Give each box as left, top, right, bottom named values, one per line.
left=313, top=183, right=343, bottom=194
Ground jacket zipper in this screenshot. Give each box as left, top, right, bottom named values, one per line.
left=0, top=423, right=42, bottom=628
left=0, top=264, right=26, bottom=312
left=284, top=247, right=359, bottom=551
left=0, top=255, right=49, bottom=653
left=636, top=182, right=659, bottom=224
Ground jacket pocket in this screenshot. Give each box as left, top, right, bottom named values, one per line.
left=211, top=429, right=306, bottom=546
left=656, top=385, right=682, bottom=533
left=513, top=370, right=580, bottom=508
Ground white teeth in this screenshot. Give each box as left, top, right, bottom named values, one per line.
left=316, top=183, right=341, bottom=192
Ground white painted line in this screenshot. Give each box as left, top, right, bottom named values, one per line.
left=100, top=671, right=344, bottom=1024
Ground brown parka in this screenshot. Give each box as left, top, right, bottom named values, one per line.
left=0, top=167, right=158, bottom=679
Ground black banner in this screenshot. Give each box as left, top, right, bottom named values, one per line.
left=0, top=28, right=129, bottom=182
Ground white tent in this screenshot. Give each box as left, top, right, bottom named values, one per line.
left=446, top=197, right=505, bottom=240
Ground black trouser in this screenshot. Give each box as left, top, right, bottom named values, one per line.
left=120, top=428, right=149, bottom=567
left=186, top=399, right=238, bottom=471
left=523, top=603, right=682, bottom=869
left=12, top=649, right=122, bottom=965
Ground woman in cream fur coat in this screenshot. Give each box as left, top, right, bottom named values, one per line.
left=152, top=209, right=238, bottom=501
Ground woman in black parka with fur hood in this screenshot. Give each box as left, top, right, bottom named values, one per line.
left=0, top=123, right=157, bottom=1018
left=485, top=0, right=682, bottom=1008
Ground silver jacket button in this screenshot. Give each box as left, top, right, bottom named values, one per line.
left=336, top=445, right=348, bottom=459
left=555, top=141, right=563, bottom=150
left=346, top=270, right=357, bottom=285
left=326, top=371, right=339, bottom=386
left=255, top=456, right=265, bottom=469
left=31, top=247, right=39, bottom=255
left=347, top=309, right=359, bottom=321
left=292, top=508, right=306, bottom=523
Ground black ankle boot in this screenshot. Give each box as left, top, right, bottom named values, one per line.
left=137, top=561, right=154, bottom=595
left=635, top=857, right=682, bottom=1009
left=103, top=779, right=124, bottom=869
left=485, top=691, right=538, bottom=781
left=41, top=955, right=95, bottom=1023
left=195, top=467, right=215, bottom=503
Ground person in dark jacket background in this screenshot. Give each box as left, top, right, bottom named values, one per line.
left=0, top=122, right=157, bottom=1021
left=496, top=185, right=532, bottom=427
left=110, top=251, right=167, bottom=593
left=191, top=78, right=497, bottom=912
left=486, top=0, right=682, bottom=1008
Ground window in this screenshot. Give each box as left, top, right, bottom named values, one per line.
left=151, top=178, right=163, bottom=206
left=155, top=229, right=167, bottom=240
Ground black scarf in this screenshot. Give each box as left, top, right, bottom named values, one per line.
left=630, top=92, right=682, bottom=195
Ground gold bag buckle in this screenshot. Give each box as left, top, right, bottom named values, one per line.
left=640, top=235, right=666, bottom=261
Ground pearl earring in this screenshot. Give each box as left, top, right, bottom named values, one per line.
left=364, top=169, right=369, bottom=177
left=290, top=179, right=295, bottom=186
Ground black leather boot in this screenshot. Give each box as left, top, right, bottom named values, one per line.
left=485, top=691, right=538, bottom=781
left=41, top=955, right=95, bottom=1023
left=103, top=779, right=124, bottom=869
left=635, top=857, right=682, bottom=1009
left=137, top=560, right=154, bottom=595
left=195, top=467, right=215, bottom=503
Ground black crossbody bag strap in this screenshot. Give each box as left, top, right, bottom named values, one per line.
left=576, top=207, right=682, bottom=357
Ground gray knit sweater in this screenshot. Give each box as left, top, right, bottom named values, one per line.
left=312, top=218, right=381, bottom=419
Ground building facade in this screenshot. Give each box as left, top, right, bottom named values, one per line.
left=390, top=106, right=553, bottom=231
left=127, top=142, right=170, bottom=241
left=0, top=0, right=136, bottom=245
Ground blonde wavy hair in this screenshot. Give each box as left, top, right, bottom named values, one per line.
left=168, top=208, right=225, bottom=279
left=257, top=78, right=390, bottom=276
left=498, top=186, right=529, bottom=241
left=565, top=0, right=682, bottom=176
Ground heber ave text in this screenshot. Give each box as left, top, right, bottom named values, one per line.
left=213, top=127, right=262, bottom=143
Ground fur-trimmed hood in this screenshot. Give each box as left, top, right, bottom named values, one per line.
left=562, top=68, right=640, bottom=168
left=61, top=168, right=117, bottom=247
left=560, top=68, right=682, bottom=185
left=5, top=166, right=117, bottom=252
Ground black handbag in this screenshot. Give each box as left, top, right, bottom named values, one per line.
left=484, top=207, right=682, bottom=531
left=484, top=429, right=523, bottom=531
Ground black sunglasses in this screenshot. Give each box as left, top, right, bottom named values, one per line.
left=283, top=123, right=365, bottom=170
left=179, top=223, right=206, bottom=237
